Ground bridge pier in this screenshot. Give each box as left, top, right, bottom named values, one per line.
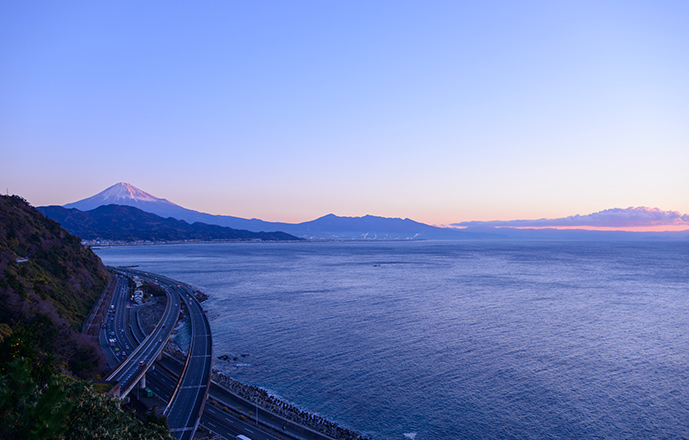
left=139, top=374, right=146, bottom=389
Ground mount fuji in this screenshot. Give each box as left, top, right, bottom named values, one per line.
left=62, top=182, right=301, bottom=233
left=64, top=182, right=180, bottom=213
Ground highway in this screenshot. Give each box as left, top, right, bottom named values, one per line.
left=148, top=358, right=283, bottom=440
left=165, top=285, right=213, bottom=440
left=100, top=275, right=150, bottom=369
left=99, top=275, right=128, bottom=365
left=147, top=352, right=337, bottom=440
left=108, top=269, right=214, bottom=440
left=103, top=269, right=329, bottom=440
left=117, top=275, right=291, bottom=440
left=104, top=272, right=181, bottom=398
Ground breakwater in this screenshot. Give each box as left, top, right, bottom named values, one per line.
left=211, top=370, right=372, bottom=440
left=163, top=345, right=371, bottom=440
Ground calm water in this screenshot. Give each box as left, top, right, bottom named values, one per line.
left=96, top=240, right=689, bottom=440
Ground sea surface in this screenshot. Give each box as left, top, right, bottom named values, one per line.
left=95, top=240, right=689, bottom=440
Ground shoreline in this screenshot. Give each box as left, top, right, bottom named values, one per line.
left=88, top=237, right=426, bottom=247
left=143, top=294, right=373, bottom=440
left=211, top=369, right=372, bottom=440
left=127, top=269, right=375, bottom=440
left=163, top=345, right=372, bottom=440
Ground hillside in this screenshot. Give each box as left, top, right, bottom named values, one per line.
left=0, top=195, right=110, bottom=328
left=39, top=204, right=302, bottom=243
left=0, top=195, right=173, bottom=439
left=1, top=194, right=108, bottom=377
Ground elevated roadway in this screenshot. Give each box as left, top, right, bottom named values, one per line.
left=110, top=269, right=214, bottom=440
left=165, top=285, right=213, bottom=440
left=105, top=269, right=327, bottom=440
left=105, top=271, right=180, bottom=398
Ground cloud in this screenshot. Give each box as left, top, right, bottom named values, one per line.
left=452, top=207, right=689, bottom=229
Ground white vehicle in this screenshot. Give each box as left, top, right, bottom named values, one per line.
left=236, top=435, right=252, bottom=440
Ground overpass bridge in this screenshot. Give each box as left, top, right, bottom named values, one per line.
left=107, top=270, right=337, bottom=440
left=165, top=284, right=213, bottom=440
left=102, top=268, right=213, bottom=440
left=104, top=272, right=181, bottom=398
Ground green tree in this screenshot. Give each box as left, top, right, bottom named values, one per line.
left=0, top=358, right=73, bottom=440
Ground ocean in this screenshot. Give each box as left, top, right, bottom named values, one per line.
left=95, top=240, right=689, bottom=440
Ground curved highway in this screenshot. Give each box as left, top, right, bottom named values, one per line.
left=103, top=269, right=318, bottom=440
left=165, top=285, right=213, bottom=440
left=104, top=271, right=180, bottom=398
left=108, top=269, right=213, bottom=440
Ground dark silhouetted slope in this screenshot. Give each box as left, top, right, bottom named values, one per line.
left=39, top=204, right=301, bottom=242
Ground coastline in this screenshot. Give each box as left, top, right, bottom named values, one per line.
left=164, top=346, right=372, bottom=440
left=211, top=369, right=372, bottom=440
left=88, top=237, right=426, bottom=247
left=136, top=293, right=372, bottom=440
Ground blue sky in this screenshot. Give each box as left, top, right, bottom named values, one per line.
left=2, top=1, right=688, bottom=225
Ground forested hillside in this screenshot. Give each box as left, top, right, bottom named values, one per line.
left=39, top=204, right=301, bottom=242
left=0, top=195, right=173, bottom=439
left=1, top=195, right=110, bottom=326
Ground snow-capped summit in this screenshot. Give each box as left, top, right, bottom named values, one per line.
left=99, top=182, right=159, bottom=203
left=64, top=182, right=180, bottom=212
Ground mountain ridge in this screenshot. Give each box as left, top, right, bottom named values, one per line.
left=57, top=183, right=689, bottom=240
left=59, top=183, right=468, bottom=239
left=39, top=204, right=302, bottom=243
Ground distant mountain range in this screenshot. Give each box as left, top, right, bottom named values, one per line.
left=59, top=183, right=472, bottom=240
left=45, top=183, right=689, bottom=241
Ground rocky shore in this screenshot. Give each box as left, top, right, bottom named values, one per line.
left=162, top=345, right=371, bottom=440
left=211, top=370, right=372, bottom=440
left=139, top=291, right=371, bottom=440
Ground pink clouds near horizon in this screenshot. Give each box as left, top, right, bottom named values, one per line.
left=452, top=207, right=689, bottom=231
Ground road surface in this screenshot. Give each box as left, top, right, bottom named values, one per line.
left=165, top=285, right=214, bottom=440
left=104, top=271, right=180, bottom=398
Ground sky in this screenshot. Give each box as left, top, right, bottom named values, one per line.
left=2, top=1, right=688, bottom=227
